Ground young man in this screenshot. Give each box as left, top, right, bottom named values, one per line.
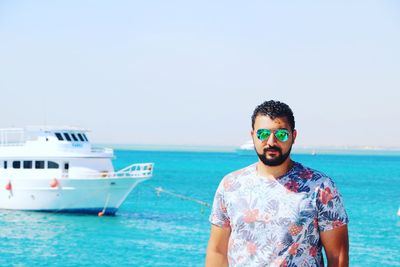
left=206, top=100, right=349, bottom=267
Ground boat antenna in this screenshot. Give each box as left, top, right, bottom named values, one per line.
left=42, top=95, right=48, bottom=126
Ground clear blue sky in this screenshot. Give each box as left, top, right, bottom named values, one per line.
left=1, top=1, right=399, bottom=148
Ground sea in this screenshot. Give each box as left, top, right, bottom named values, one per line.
left=0, top=148, right=399, bottom=266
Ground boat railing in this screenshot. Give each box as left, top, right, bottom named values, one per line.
left=91, top=147, right=114, bottom=154
left=97, top=163, right=154, bottom=179
left=0, top=142, right=25, bottom=147
left=0, top=128, right=25, bottom=146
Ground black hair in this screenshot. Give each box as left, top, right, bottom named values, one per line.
left=251, top=100, right=295, bottom=131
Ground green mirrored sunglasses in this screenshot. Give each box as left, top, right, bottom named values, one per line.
left=256, top=128, right=289, bottom=142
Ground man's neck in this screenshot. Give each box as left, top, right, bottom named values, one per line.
left=256, top=158, right=294, bottom=179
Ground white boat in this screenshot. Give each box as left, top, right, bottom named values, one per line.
left=236, top=140, right=255, bottom=156
left=0, top=126, right=153, bottom=215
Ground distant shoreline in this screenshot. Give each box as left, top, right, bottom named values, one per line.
left=95, top=143, right=400, bottom=156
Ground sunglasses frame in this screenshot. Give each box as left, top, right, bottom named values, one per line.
left=256, top=128, right=290, bottom=142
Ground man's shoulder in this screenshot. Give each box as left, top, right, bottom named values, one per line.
left=214, top=163, right=256, bottom=194
left=292, top=162, right=334, bottom=184
left=223, top=162, right=257, bottom=181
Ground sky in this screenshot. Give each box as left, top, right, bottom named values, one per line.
left=0, top=1, right=399, bottom=148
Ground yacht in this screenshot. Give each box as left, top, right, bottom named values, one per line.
left=0, top=126, right=153, bottom=215
left=236, top=140, right=255, bottom=156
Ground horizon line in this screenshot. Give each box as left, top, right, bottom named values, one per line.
left=93, top=143, right=400, bottom=155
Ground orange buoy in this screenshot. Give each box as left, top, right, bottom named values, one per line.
left=5, top=181, right=12, bottom=191
left=98, top=211, right=104, bottom=217
left=50, top=178, right=59, bottom=188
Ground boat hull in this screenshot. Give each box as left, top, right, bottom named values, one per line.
left=0, top=177, right=148, bottom=215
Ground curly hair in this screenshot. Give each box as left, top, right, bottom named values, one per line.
left=251, top=100, right=295, bottom=131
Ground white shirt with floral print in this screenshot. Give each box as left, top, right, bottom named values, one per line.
left=209, top=162, right=349, bottom=267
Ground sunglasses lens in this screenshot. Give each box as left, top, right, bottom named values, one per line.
left=256, top=129, right=270, bottom=141
left=275, top=129, right=289, bottom=142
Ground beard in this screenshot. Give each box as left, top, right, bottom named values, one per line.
left=256, top=145, right=292, bottom=167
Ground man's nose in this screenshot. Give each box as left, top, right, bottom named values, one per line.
left=266, top=133, right=276, bottom=146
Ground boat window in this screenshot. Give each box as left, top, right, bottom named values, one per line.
left=55, top=133, right=64, bottom=141
left=63, top=133, right=72, bottom=141
left=71, top=133, right=78, bottom=142
left=13, top=161, right=21, bottom=169
left=35, top=161, right=45, bottom=169
left=48, top=161, right=59, bottom=169
left=23, top=161, right=32, bottom=169
left=3, top=161, right=7, bottom=169
left=82, top=134, right=89, bottom=142
left=64, top=163, right=69, bottom=170
left=77, top=133, right=85, bottom=142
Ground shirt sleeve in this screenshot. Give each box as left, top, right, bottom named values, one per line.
left=209, top=177, right=231, bottom=228
left=316, top=177, right=349, bottom=232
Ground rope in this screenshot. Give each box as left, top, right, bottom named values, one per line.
left=154, top=186, right=210, bottom=208
left=100, top=193, right=111, bottom=215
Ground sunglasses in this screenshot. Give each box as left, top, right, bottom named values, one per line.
left=256, top=128, right=290, bottom=142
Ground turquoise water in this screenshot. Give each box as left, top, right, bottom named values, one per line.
left=0, top=150, right=399, bottom=266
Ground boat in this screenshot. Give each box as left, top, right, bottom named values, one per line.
left=236, top=140, right=255, bottom=156
left=0, top=126, right=153, bottom=215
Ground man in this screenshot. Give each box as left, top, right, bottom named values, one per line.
left=206, top=100, right=349, bottom=267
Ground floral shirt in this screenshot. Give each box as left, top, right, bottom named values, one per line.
left=209, top=162, right=349, bottom=267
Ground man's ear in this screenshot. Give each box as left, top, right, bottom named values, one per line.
left=292, top=129, right=297, bottom=144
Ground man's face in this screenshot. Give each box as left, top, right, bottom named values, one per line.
left=251, top=115, right=297, bottom=166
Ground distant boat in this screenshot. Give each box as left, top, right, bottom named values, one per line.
left=236, top=140, right=255, bottom=156
left=0, top=126, right=154, bottom=215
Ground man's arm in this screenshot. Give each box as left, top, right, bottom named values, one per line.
left=320, top=224, right=349, bottom=267
left=205, top=224, right=231, bottom=267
